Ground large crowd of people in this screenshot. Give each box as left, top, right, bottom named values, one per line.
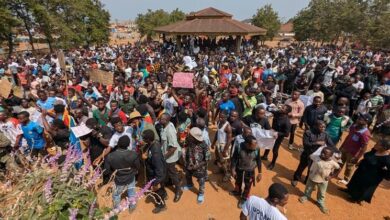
left=0, top=38, right=389, bottom=219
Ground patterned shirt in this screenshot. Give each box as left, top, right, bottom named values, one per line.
left=185, top=140, right=210, bottom=178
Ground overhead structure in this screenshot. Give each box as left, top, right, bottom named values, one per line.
left=154, top=7, right=267, bottom=52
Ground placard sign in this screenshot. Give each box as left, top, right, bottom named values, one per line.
left=89, top=69, right=114, bottom=85
left=172, top=72, right=194, bottom=88
left=0, top=78, right=13, bottom=98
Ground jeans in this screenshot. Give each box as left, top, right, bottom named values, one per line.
left=185, top=169, right=206, bottom=195
left=112, top=180, right=136, bottom=208
left=302, top=179, right=328, bottom=208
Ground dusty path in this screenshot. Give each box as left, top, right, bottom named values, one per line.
left=97, top=126, right=390, bottom=220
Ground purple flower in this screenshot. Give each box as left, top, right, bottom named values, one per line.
left=103, top=179, right=155, bottom=219
left=84, top=167, right=102, bottom=188
left=74, top=156, right=91, bottom=185
left=88, top=199, right=96, bottom=219
left=47, top=150, right=62, bottom=167
left=44, top=178, right=52, bottom=203
left=60, top=145, right=83, bottom=182
left=69, top=208, right=78, bottom=220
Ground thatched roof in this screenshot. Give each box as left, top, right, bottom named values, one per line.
left=154, top=7, right=266, bottom=36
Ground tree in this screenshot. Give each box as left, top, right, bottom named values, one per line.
left=0, top=0, right=110, bottom=53
left=136, top=8, right=185, bottom=40
left=251, top=4, right=281, bottom=44
left=292, top=0, right=389, bottom=48
left=0, top=0, right=20, bottom=57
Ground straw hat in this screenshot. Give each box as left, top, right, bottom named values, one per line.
left=189, top=127, right=204, bottom=142
left=129, top=111, right=143, bottom=121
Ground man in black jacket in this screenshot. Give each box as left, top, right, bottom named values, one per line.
left=231, top=135, right=262, bottom=208
left=142, top=129, right=167, bottom=214
left=104, top=136, right=140, bottom=211
left=262, top=104, right=292, bottom=170
left=301, top=96, right=328, bottom=130
left=291, top=120, right=335, bottom=187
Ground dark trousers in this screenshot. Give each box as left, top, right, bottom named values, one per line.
left=234, top=169, right=254, bottom=200
left=153, top=186, right=167, bottom=208
left=293, top=151, right=311, bottom=181
left=263, top=136, right=284, bottom=165
left=166, top=162, right=181, bottom=193
left=289, top=124, right=298, bottom=145
left=185, top=169, right=206, bottom=195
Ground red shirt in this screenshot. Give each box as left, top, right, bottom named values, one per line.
left=69, top=85, right=82, bottom=92
left=341, top=125, right=371, bottom=156
left=201, top=97, right=210, bottom=110
left=252, top=68, right=263, bottom=84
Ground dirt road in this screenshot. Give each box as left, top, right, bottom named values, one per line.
left=97, top=127, right=390, bottom=220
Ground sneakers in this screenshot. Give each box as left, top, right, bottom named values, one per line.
left=152, top=205, right=167, bottom=214
left=319, top=206, right=329, bottom=214
left=338, top=179, right=349, bottom=185
left=197, top=194, right=205, bottom=204
left=182, top=184, right=194, bottom=191
left=288, top=144, right=295, bottom=150
left=298, top=196, right=308, bottom=203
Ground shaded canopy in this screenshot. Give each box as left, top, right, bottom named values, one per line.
left=154, top=7, right=266, bottom=36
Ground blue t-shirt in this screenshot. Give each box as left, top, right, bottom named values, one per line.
left=218, top=100, right=236, bottom=114
left=262, top=69, right=274, bottom=81
left=42, top=63, right=51, bottom=73
left=37, top=97, right=56, bottom=110
left=21, top=121, right=45, bottom=149
left=84, top=92, right=98, bottom=100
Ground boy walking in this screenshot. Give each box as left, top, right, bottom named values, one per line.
left=298, top=147, right=340, bottom=214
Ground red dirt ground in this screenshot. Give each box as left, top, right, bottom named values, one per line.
left=97, top=127, right=390, bottom=220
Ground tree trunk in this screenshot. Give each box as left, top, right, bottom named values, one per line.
left=24, top=23, right=35, bottom=52
left=7, top=33, right=14, bottom=58
left=47, top=37, right=53, bottom=53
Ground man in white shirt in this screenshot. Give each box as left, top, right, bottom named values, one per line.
left=240, top=183, right=288, bottom=220
left=93, top=117, right=133, bottom=166
left=0, top=112, right=23, bottom=149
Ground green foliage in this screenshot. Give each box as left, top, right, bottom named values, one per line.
left=0, top=0, right=110, bottom=53
left=293, top=0, right=390, bottom=48
left=251, top=4, right=281, bottom=42
left=135, top=8, right=185, bottom=39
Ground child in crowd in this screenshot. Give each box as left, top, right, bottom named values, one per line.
left=298, top=147, right=340, bottom=214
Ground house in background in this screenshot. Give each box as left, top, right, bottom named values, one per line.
left=278, top=21, right=294, bottom=38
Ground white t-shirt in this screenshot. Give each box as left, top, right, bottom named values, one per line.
left=242, top=196, right=287, bottom=220
left=353, top=81, right=364, bottom=91
left=109, top=126, right=133, bottom=150
left=0, top=120, right=23, bottom=146
left=161, top=94, right=178, bottom=117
